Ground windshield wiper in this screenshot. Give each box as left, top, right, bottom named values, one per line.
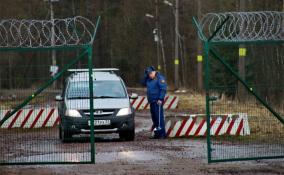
left=68, top=96, right=89, bottom=99
left=94, top=96, right=122, bottom=98
left=68, top=96, right=123, bottom=99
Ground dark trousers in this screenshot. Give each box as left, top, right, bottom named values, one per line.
left=150, top=102, right=166, bottom=137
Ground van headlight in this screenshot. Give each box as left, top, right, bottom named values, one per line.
left=65, top=109, right=82, bottom=118
left=117, top=107, right=132, bottom=116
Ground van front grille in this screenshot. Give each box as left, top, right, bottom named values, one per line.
left=82, top=109, right=115, bottom=117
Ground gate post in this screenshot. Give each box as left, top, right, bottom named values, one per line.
left=87, top=45, right=95, bottom=163
left=204, top=41, right=212, bottom=163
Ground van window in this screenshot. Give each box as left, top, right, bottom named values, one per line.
left=67, top=81, right=126, bottom=99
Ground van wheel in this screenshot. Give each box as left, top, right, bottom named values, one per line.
left=60, top=123, right=72, bottom=142
left=119, top=129, right=135, bottom=141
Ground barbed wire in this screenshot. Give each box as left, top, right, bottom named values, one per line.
left=0, top=16, right=97, bottom=48
left=200, top=11, right=284, bottom=42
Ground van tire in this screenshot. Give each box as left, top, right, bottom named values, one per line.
left=119, top=129, right=135, bottom=141
left=59, top=123, right=72, bottom=142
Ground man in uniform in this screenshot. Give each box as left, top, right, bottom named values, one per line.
left=142, top=66, right=167, bottom=139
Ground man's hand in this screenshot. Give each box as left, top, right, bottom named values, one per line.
left=157, top=100, right=162, bottom=105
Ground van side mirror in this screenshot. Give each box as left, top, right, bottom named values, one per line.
left=55, top=95, right=63, bottom=101
left=129, top=93, right=138, bottom=99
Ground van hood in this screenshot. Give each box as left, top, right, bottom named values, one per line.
left=65, top=98, right=130, bottom=110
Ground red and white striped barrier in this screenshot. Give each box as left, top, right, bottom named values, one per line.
left=130, top=95, right=178, bottom=110
left=152, top=114, right=250, bottom=137
left=0, top=108, right=59, bottom=129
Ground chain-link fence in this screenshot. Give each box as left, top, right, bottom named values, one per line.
left=194, top=11, right=284, bottom=162
left=0, top=48, right=96, bottom=164
left=208, top=45, right=284, bottom=162
left=0, top=16, right=99, bottom=165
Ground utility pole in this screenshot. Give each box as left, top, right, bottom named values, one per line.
left=283, top=0, right=284, bottom=33
left=8, top=54, right=12, bottom=89
left=155, top=0, right=161, bottom=71
left=197, top=0, right=203, bottom=91
left=174, top=0, right=179, bottom=90
left=49, top=0, right=57, bottom=69
left=238, top=0, right=246, bottom=100
left=159, top=29, right=167, bottom=78
left=148, top=0, right=172, bottom=76
left=50, top=1, right=57, bottom=69
left=72, top=0, right=76, bottom=16
left=45, top=0, right=59, bottom=88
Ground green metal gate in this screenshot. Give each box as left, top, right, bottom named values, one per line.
left=0, top=16, right=100, bottom=165
left=193, top=12, right=284, bottom=162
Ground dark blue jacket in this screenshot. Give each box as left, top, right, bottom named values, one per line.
left=142, top=72, right=167, bottom=103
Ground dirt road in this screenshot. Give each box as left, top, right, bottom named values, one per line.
left=0, top=113, right=283, bottom=175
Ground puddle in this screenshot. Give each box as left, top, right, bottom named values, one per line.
left=96, top=151, right=165, bottom=163
left=9, top=151, right=165, bottom=164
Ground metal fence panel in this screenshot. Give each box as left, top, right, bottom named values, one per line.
left=207, top=44, right=284, bottom=162
left=0, top=47, right=95, bottom=165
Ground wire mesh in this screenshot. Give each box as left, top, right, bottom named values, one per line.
left=0, top=49, right=94, bottom=164
left=208, top=44, right=284, bottom=161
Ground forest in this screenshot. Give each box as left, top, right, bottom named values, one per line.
left=0, top=0, right=283, bottom=92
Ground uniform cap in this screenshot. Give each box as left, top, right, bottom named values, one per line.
left=145, top=66, right=155, bottom=74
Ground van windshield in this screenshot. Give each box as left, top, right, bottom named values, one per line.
left=67, top=81, right=127, bottom=99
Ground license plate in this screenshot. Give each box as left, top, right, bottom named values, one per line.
left=88, top=120, right=111, bottom=126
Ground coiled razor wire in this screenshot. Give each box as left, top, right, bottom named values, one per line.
left=0, top=16, right=97, bottom=48
left=200, top=11, right=284, bottom=42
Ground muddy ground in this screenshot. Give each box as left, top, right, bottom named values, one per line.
left=0, top=112, right=283, bottom=175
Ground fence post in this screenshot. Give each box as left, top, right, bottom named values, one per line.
left=87, top=46, right=95, bottom=164
left=204, top=41, right=212, bottom=163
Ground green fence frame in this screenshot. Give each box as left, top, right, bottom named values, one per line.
left=192, top=15, right=284, bottom=163
left=0, top=16, right=100, bottom=165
